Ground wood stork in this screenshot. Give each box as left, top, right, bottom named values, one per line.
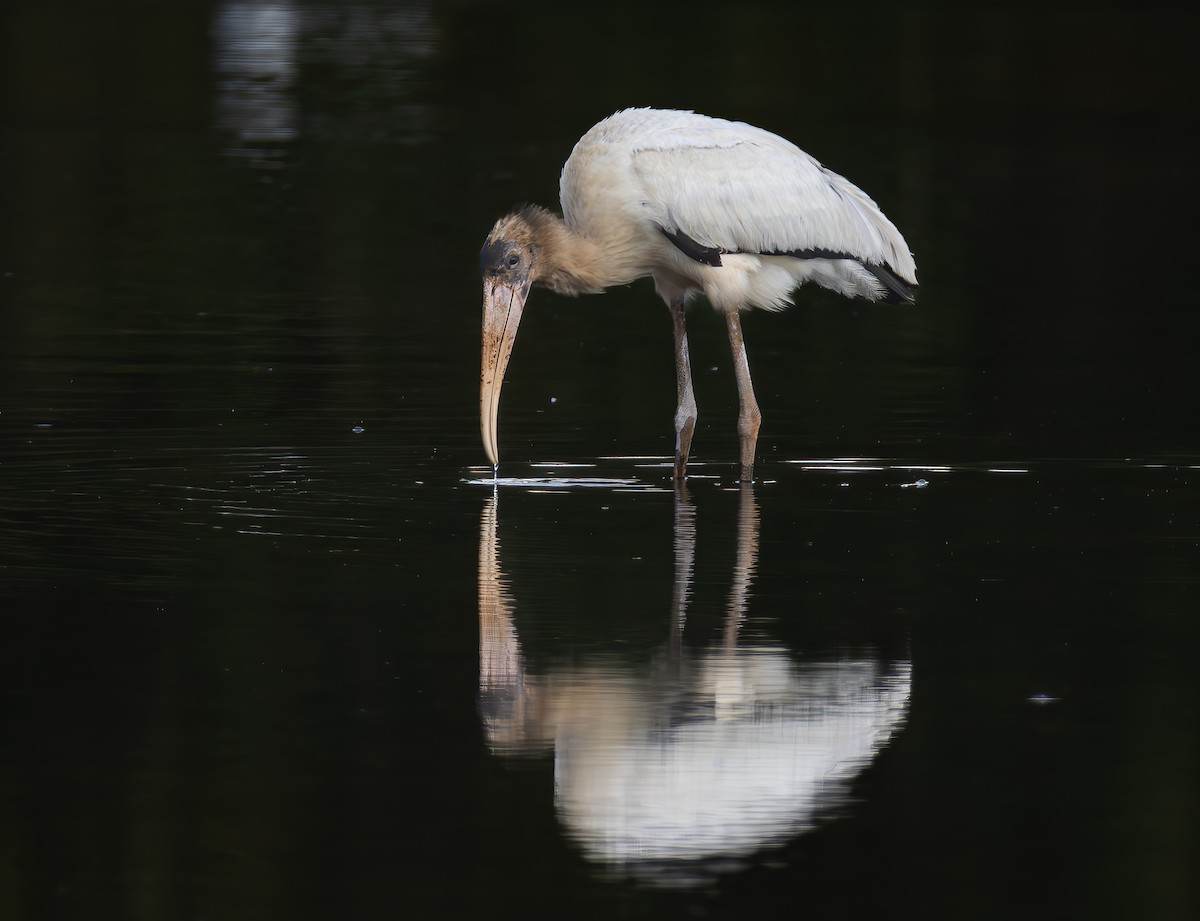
left=480, top=107, right=917, bottom=482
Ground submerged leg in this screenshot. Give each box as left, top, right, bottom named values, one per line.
left=668, top=295, right=698, bottom=479
left=725, top=309, right=762, bottom=483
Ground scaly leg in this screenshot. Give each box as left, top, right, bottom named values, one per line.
left=669, top=295, right=698, bottom=479
left=725, top=309, right=761, bottom=483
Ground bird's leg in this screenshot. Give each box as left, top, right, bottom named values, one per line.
left=669, top=296, right=698, bottom=480
left=725, top=309, right=761, bottom=483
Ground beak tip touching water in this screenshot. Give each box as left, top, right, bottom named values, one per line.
left=483, top=432, right=499, bottom=468
left=480, top=277, right=528, bottom=471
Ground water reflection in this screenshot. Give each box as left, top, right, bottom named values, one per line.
left=478, top=487, right=911, bottom=880
left=212, top=1, right=438, bottom=163
left=213, top=2, right=301, bottom=160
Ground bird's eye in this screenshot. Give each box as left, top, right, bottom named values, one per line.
left=506, top=254, right=520, bottom=269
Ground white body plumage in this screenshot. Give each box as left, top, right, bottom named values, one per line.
left=480, top=107, right=917, bottom=479
left=559, top=107, right=917, bottom=313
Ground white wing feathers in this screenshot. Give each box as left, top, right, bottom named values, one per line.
left=559, top=109, right=917, bottom=308
left=632, top=139, right=916, bottom=284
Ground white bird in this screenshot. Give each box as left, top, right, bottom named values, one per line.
left=480, top=107, right=917, bottom=481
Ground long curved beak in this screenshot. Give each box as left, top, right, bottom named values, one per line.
left=480, top=277, right=529, bottom=467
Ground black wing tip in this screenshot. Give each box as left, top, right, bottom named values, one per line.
left=764, top=248, right=918, bottom=305
left=866, top=264, right=918, bottom=305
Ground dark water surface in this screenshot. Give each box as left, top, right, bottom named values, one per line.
left=2, top=2, right=1197, bottom=919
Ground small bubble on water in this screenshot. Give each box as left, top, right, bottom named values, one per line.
left=351, top=424, right=365, bottom=434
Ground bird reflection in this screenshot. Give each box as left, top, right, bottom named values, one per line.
left=477, top=487, right=910, bottom=878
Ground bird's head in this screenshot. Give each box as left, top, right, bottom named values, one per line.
left=479, top=208, right=547, bottom=468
